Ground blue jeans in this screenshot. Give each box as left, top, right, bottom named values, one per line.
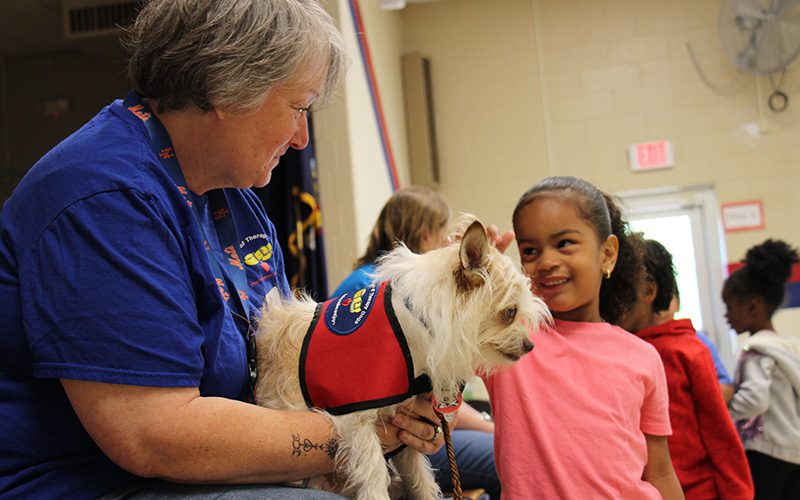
left=98, top=481, right=346, bottom=499
left=428, top=429, right=499, bottom=499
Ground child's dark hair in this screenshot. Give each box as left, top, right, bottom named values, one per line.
left=723, top=239, right=799, bottom=315
left=642, top=239, right=677, bottom=313
left=512, top=176, right=641, bottom=324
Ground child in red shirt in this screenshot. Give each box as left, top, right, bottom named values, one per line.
left=619, top=238, right=753, bottom=499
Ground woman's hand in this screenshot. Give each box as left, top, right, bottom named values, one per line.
left=377, top=394, right=445, bottom=455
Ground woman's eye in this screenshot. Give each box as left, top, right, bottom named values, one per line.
left=291, top=105, right=311, bottom=116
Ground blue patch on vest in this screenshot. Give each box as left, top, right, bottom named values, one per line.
left=324, top=284, right=379, bottom=335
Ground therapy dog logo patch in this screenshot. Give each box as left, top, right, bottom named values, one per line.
left=325, top=284, right=378, bottom=336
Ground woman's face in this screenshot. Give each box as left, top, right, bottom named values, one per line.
left=210, top=67, right=325, bottom=189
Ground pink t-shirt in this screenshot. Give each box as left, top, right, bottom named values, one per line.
left=485, top=319, right=671, bottom=499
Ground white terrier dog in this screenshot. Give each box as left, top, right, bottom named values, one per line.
left=255, top=220, right=549, bottom=500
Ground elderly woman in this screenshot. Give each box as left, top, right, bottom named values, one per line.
left=0, top=1, right=443, bottom=498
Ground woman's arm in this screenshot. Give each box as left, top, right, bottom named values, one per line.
left=642, top=434, right=684, bottom=500
left=63, top=380, right=442, bottom=484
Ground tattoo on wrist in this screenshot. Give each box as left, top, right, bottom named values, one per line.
left=292, top=434, right=339, bottom=460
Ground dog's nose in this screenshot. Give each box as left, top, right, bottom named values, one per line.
left=522, top=338, right=534, bottom=353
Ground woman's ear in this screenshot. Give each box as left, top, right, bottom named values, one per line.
left=600, top=234, right=619, bottom=274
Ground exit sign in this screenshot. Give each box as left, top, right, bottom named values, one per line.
left=628, top=140, right=674, bottom=171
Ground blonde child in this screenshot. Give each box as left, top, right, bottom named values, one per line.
left=484, top=176, right=683, bottom=499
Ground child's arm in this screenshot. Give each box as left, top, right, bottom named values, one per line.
left=729, top=354, right=775, bottom=421
left=642, top=434, right=684, bottom=500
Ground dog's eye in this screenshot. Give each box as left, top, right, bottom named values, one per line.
left=502, top=307, right=517, bottom=323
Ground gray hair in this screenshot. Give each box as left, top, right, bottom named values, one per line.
left=125, top=0, right=347, bottom=114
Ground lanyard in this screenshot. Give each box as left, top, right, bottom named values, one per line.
left=123, top=91, right=259, bottom=396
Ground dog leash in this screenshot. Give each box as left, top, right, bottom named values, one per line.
left=433, top=394, right=463, bottom=500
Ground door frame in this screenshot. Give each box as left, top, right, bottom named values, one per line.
left=616, top=184, right=734, bottom=370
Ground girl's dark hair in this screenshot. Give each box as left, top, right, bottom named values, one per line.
left=724, top=239, right=798, bottom=315
left=642, top=239, right=677, bottom=313
left=512, top=176, right=642, bottom=323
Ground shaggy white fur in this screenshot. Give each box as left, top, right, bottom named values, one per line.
left=255, top=220, right=550, bottom=500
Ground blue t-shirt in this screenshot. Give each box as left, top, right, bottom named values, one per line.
left=0, top=98, right=290, bottom=498
left=696, top=331, right=734, bottom=385
left=330, top=263, right=376, bottom=298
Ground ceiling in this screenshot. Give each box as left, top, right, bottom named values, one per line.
left=0, top=0, right=457, bottom=59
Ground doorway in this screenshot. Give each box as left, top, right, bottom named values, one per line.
left=617, top=185, right=733, bottom=370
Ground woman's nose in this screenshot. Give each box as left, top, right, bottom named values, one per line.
left=289, top=114, right=310, bottom=150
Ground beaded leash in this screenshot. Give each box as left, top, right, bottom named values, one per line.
left=433, top=393, right=463, bottom=500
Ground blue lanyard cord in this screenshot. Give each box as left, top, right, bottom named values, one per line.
left=123, top=91, right=258, bottom=394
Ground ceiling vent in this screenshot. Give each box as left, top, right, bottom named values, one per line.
left=62, top=0, right=138, bottom=40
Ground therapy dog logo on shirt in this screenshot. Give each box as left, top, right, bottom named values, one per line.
left=240, top=234, right=272, bottom=269
left=325, top=285, right=378, bottom=336
left=240, top=233, right=276, bottom=286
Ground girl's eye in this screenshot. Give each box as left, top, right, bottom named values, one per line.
left=520, top=247, right=538, bottom=257
left=557, top=239, right=575, bottom=249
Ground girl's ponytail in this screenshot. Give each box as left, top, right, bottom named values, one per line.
left=726, top=239, right=799, bottom=314
left=599, top=193, right=642, bottom=324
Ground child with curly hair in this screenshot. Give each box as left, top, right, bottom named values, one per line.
left=724, top=238, right=800, bottom=499
left=620, top=237, right=753, bottom=499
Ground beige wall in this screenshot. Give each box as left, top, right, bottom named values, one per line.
left=317, top=0, right=800, bottom=329
left=315, top=0, right=412, bottom=291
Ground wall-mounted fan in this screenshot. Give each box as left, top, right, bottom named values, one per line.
left=718, top=0, right=800, bottom=112
left=719, top=0, right=800, bottom=75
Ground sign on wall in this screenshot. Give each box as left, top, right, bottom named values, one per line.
left=628, top=140, right=675, bottom=172
left=721, top=200, right=765, bottom=233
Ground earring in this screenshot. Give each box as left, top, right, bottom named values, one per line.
left=604, top=268, right=612, bottom=279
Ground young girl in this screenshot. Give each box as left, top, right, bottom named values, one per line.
left=723, top=239, right=800, bottom=499
left=620, top=238, right=753, bottom=499
left=484, top=176, right=683, bottom=499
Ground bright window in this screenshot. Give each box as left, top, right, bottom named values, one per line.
left=630, top=215, right=703, bottom=331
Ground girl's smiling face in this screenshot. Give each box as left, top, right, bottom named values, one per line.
left=515, top=195, right=618, bottom=323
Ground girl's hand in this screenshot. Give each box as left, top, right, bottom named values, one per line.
left=486, top=224, right=515, bottom=253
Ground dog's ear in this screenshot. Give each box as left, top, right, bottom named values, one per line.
left=457, top=220, right=490, bottom=290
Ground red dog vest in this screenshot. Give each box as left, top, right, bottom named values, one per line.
left=299, top=281, right=431, bottom=415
